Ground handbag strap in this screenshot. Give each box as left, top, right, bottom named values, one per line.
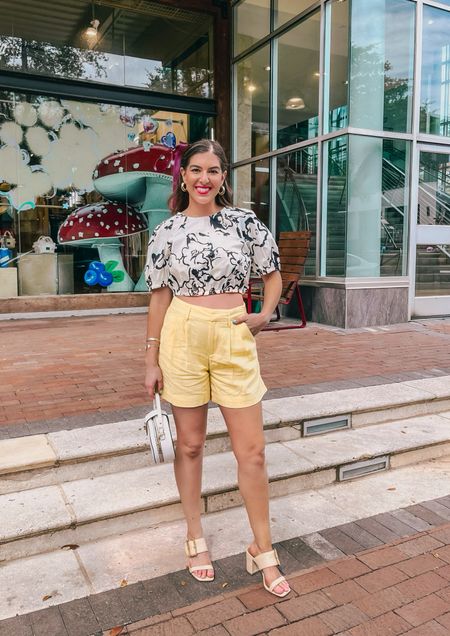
left=153, top=391, right=161, bottom=414
left=152, top=392, right=164, bottom=432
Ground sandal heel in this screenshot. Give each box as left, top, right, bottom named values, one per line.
left=245, top=549, right=260, bottom=575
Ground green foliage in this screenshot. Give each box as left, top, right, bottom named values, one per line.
left=0, top=36, right=107, bottom=79
left=112, top=270, right=125, bottom=282
left=105, top=260, right=119, bottom=272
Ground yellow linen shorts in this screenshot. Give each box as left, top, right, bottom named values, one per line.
left=158, top=296, right=267, bottom=408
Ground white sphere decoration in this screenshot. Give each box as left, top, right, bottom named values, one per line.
left=25, top=126, right=52, bottom=156
left=38, top=100, right=64, bottom=129
left=0, top=146, right=23, bottom=182
left=30, top=170, right=52, bottom=197
left=59, top=122, right=82, bottom=144
left=0, top=121, right=23, bottom=146
left=14, top=102, right=38, bottom=127
left=7, top=185, right=36, bottom=211
left=42, top=146, right=73, bottom=190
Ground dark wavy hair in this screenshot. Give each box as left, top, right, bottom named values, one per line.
left=169, top=139, right=233, bottom=214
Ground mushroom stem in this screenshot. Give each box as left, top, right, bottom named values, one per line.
left=134, top=181, right=172, bottom=291
left=96, top=241, right=134, bottom=292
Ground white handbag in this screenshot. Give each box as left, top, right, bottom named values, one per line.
left=32, top=235, right=57, bottom=254
left=144, top=393, right=175, bottom=463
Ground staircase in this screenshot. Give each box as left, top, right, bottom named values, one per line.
left=415, top=247, right=450, bottom=295
left=2, top=377, right=450, bottom=619
left=276, top=157, right=410, bottom=278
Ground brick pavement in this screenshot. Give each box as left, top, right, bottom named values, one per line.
left=3, top=497, right=450, bottom=636
left=1, top=313, right=450, bottom=432
left=121, top=514, right=450, bottom=636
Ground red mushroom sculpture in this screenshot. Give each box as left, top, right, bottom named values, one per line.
left=92, top=141, right=187, bottom=291
left=93, top=143, right=174, bottom=222
left=58, top=202, right=148, bottom=292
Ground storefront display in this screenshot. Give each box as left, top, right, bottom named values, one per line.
left=0, top=93, right=206, bottom=295
left=0, top=0, right=217, bottom=300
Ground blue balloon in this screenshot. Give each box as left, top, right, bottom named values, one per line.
left=89, top=261, right=105, bottom=272
left=161, top=131, right=176, bottom=149
left=84, top=269, right=99, bottom=286
left=98, top=270, right=113, bottom=287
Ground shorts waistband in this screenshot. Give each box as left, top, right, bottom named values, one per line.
left=168, top=296, right=246, bottom=322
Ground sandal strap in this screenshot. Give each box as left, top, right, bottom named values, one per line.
left=185, top=537, right=208, bottom=557
left=188, top=564, right=214, bottom=573
left=267, top=575, right=287, bottom=593
left=253, top=548, right=280, bottom=570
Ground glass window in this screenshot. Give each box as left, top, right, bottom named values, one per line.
left=323, top=136, right=348, bottom=277
left=235, top=45, right=270, bottom=161
left=0, top=90, right=209, bottom=296
left=347, top=137, right=409, bottom=277
left=418, top=151, right=450, bottom=226
left=274, top=0, right=316, bottom=28
left=233, top=159, right=270, bottom=227
left=323, top=0, right=349, bottom=134
left=349, top=0, right=415, bottom=133
left=276, top=146, right=318, bottom=276
left=234, top=0, right=270, bottom=56
left=0, top=1, right=213, bottom=98
left=415, top=246, right=450, bottom=297
left=421, top=5, right=450, bottom=137
left=276, top=11, right=320, bottom=148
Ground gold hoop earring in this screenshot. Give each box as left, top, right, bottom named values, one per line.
left=218, top=184, right=225, bottom=196
left=181, top=181, right=187, bottom=192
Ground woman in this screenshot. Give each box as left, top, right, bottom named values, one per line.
left=144, top=139, right=290, bottom=598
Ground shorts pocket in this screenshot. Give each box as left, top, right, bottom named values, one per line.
left=230, top=322, right=258, bottom=379
left=160, top=312, right=187, bottom=366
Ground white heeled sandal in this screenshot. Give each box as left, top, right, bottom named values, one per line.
left=246, top=547, right=291, bottom=598
left=185, top=537, right=215, bottom=582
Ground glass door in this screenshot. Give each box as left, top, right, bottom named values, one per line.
left=413, top=146, right=450, bottom=316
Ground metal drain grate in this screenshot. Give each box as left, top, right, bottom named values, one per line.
left=303, top=414, right=351, bottom=437
left=338, top=456, right=390, bottom=481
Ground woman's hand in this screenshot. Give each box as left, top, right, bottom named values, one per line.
left=145, top=363, right=164, bottom=400
left=233, top=311, right=270, bottom=336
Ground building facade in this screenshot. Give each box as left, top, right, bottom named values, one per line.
left=232, top=0, right=450, bottom=327
left=1, top=0, right=450, bottom=328
left=0, top=0, right=229, bottom=310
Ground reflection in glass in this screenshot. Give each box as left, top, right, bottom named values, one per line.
left=324, top=0, right=349, bottom=134
left=274, top=0, right=315, bottom=28
left=276, top=11, right=320, bottom=148
left=0, top=1, right=213, bottom=98
left=323, top=135, right=409, bottom=278
left=234, top=160, right=270, bottom=228
left=350, top=0, right=414, bottom=133
left=235, top=46, right=270, bottom=161
left=323, top=136, right=348, bottom=277
left=276, top=146, right=318, bottom=275
left=418, top=152, right=450, bottom=226
left=347, top=137, right=409, bottom=277
left=234, top=0, right=270, bottom=56
left=0, top=90, right=209, bottom=295
left=421, top=6, right=450, bottom=136
left=415, top=245, right=450, bottom=297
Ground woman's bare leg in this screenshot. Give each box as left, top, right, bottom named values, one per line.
left=172, top=403, right=213, bottom=579
left=220, top=401, right=290, bottom=595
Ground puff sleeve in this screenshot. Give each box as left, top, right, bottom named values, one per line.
left=247, top=214, right=280, bottom=277
left=144, top=225, right=171, bottom=292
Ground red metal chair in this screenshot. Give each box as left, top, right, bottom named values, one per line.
left=245, top=230, right=311, bottom=330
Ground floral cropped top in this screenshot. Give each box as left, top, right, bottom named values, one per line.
left=144, top=206, right=280, bottom=296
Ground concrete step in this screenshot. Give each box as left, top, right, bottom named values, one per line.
left=1, top=457, right=449, bottom=621
left=2, top=407, right=450, bottom=563
left=2, top=376, right=450, bottom=494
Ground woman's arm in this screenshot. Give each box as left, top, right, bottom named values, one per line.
left=259, top=270, right=282, bottom=322
left=144, top=286, right=173, bottom=399
left=240, top=270, right=282, bottom=335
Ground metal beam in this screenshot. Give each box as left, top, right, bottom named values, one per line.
left=0, top=69, right=217, bottom=115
